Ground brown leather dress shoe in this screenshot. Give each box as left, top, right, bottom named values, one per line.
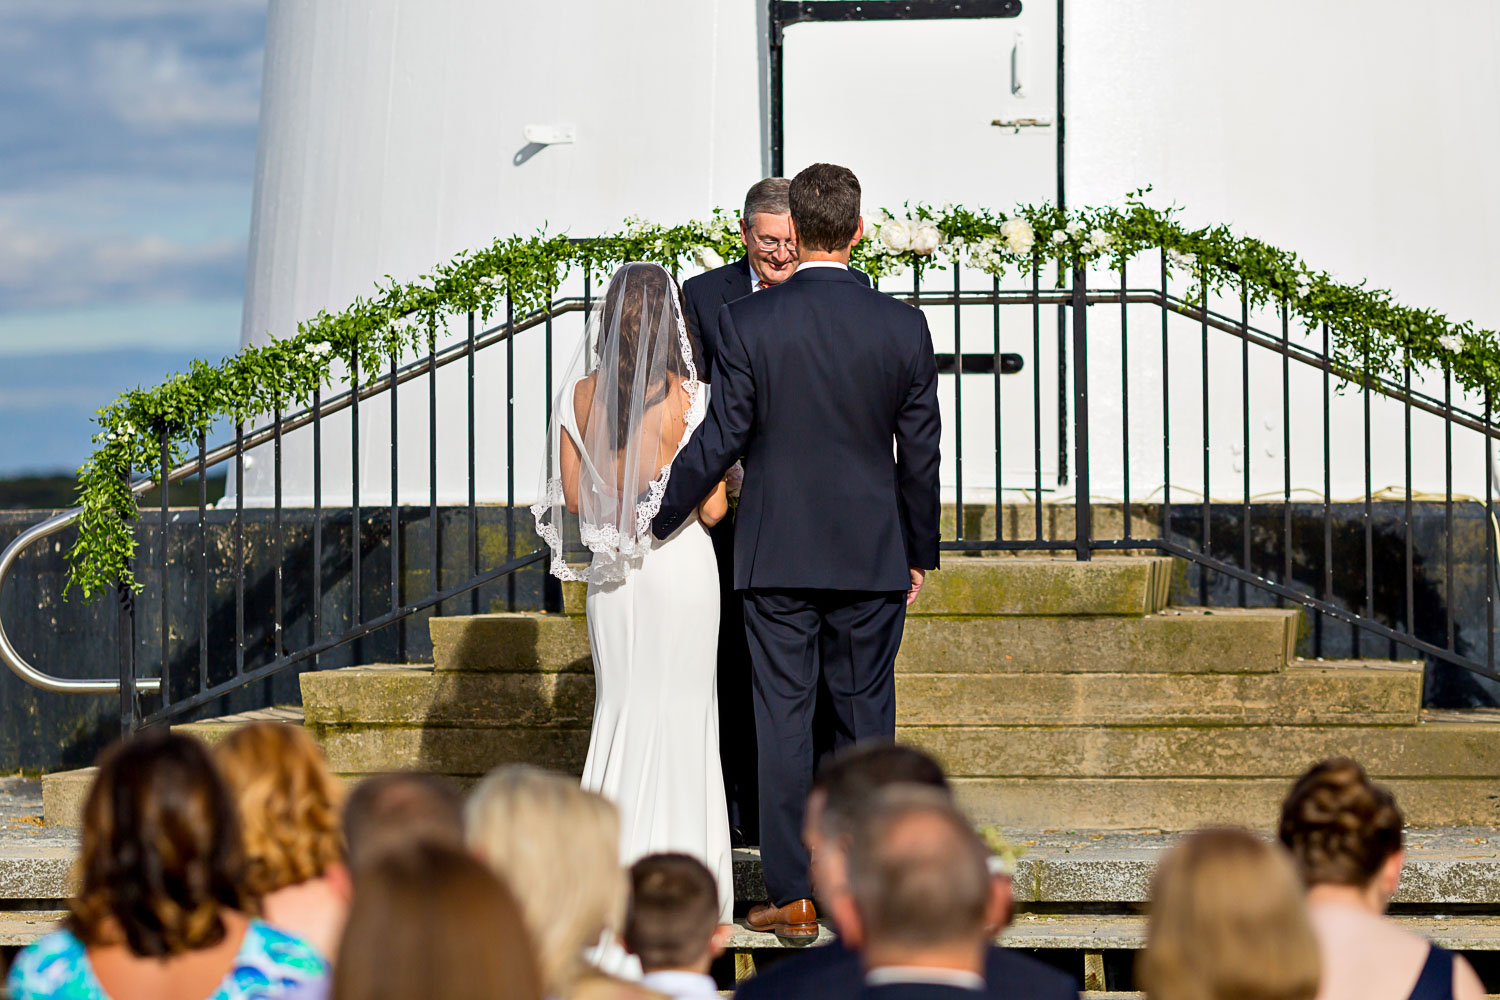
left=746, top=898, right=819, bottom=947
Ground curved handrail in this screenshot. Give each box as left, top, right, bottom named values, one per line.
left=0, top=297, right=589, bottom=695
left=0, top=510, right=160, bottom=694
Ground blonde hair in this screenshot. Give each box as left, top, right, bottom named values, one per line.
left=1139, top=828, right=1320, bottom=1000
left=212, top=722, right=345, bottom=899
left=465, top=766, right=625, bottom=996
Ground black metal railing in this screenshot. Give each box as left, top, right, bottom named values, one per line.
left=2, top=244, right=1495, bottom=732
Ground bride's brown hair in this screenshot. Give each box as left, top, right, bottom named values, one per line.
left=594, top=264, right=702, bottom=452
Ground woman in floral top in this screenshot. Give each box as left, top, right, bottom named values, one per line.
left=7, top=731, right=327, bottom=1000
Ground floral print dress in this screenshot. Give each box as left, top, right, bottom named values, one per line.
left=6, top=919, right=327, bottom=1000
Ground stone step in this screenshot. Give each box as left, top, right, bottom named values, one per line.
left=728, top=912, right=1500, bottom=953
left=305, top=659, right=1419, bottom=730
left=949, top=775, right=1500, bottom=830
left=173, top=705, right=306, bottom=745
left=429, top=605, right=1296, bottom=675
left=557, top=556, right=1175, bottom=618
left=731, top=828, right=1500, bottom=907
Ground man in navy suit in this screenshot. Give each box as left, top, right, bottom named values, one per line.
left=734, top=744, right=1079, bottom=1000
left=840, top=787, right=1006, bottom=1000
left=680, top=178, right=871, bottom=849
left=655, top=163, right=942, bottom=944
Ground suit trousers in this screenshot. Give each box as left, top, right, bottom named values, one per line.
left=743, top=587, right=906, bottom=904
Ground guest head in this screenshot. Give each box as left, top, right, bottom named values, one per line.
left=833, top=785, right=996, bottom=974
left=624, top=853, right=731, bottom=976
left=466, top=765, right=625, bottom=997
left=343, top=771, right=465, bottom=873
left=739, top=177, right=798, bottom=285
left=1138, top=827, right=1319, bottom=1000
left=68, top=730, right=248, bottom=957
left=212, top=722, right=345, bottom=900
left=788, top=164, right=864, bottom=261
left=805, top=741, right=950, bottom=916
left=332, top=841, right=542, bottom=1000
left=1279, top=756, right=1404, bottom=906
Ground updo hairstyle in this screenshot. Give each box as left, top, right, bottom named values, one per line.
left=1278, top=757, right=1404, bottom=888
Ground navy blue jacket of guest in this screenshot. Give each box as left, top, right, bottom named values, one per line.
left=682, top=256, right=870, bottom=377
left=653, top=265, right=941, bottom=591
left=733, top=937, right=1079, bottom=1000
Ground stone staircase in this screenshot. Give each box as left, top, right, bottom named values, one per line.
left=25, top=555, right=1500, bottom=993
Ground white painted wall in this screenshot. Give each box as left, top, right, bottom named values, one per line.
left=235, top=0, right=1500, bottom=512
left=1066, top=0, right=1500, bottom=504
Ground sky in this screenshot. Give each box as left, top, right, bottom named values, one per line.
left=0, top=0, right=266, bottom=475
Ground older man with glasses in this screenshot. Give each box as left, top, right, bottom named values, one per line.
left=681, top=176, right=870, bottom=851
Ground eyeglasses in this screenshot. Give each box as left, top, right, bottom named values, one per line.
left=753, top=235, right=797, bottom=254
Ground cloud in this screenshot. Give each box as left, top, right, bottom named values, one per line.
left=0, top=2, right=266, bottom=189
left=0, top=216, right=244, bottom=312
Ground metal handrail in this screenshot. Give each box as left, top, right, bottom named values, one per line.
left=0, top=274, right=1490, bottom=696
left=0, top=297, right=589, bottom=695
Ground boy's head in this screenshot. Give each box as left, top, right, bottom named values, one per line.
left=624, top=853, right=731, bottom=974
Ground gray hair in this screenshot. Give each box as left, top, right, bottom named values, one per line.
left=847, top=785, right=991, bottom=949
left=743, top=177, right=791, bottom=225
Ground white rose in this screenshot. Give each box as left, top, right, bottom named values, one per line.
left=911, top=222, right=942, bottom=255
left=692, top=246, right=725, bottom=271
left=1050, top=230, right=1068, bottom=245
left=879, top=220, right=914, bottom=253
left=1167, top=248, right=1197, bottom=269
left=1439, top=333, right=1463, bottom=353
left=1066, top=221, right=1085, bottom=238
left=1089, top=228, right=1113, bottom=249
left=999, top=217, right=1035, bottom=254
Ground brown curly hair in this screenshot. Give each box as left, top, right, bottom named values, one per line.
left=1278, top=756, right=1404, bottom=887
left=213, top=722, right=345, bottom=900
left=67, top=730, right=248, bottom=957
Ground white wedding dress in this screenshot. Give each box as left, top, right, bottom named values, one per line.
left=558, top=379, right=734, bottom=924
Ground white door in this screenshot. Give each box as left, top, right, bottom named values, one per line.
left=782, top=2, right=1062, bottom=504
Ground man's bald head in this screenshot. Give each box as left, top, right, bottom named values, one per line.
left=844, top=785, right=991, bottom=950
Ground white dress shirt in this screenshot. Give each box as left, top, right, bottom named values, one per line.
left=795, top=260, right=850, bottom=273
left=640, top=969, right=721, bottom=1000
left=865, top=966, right=987, bottom=992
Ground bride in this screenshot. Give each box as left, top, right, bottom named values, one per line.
left=532, top=261, right=733, bottom=923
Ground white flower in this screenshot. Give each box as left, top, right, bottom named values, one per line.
left=1050, top=230, right=1068, bottom=246
left=1088, top=228, right=1113, bottom=248
left=879, top=219, right=914, bottom=253
left=1439, top=333, right=1463, bottom=353
left=1000, top=217, right=1035, bottom=255
left=1167, top=248, right=1197, bottom=270
left=1066, top=221, right=1085, bottom=238
left=910, top=222, right=942, bottom=255
left=304, top=341, right=333, bottom=357
left=479, top=275, right=505, bottom=288
left=724, top=461, right=744, bottom=498
left=692, top=246, right=725, bottom=271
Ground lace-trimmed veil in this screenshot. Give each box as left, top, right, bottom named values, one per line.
left=531, top=262, right=703, bottom=583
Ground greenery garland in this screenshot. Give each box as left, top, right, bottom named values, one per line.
left=68, top=193, right=1498, bottom=600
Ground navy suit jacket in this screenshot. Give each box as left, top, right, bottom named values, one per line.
left=682, top=257, right=870, bottom=377
left=733, top=937, right=1078, bottom=1000
left=653, top=265, right=941, bottom=591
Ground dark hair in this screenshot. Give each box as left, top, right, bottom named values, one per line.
left=67, top=731, right=248, bottom=957
left=594, top=263, right=701, bottom=452
left=814, top=741, right=949, bottom=840
left=333, top=842, right=542, bottom=1000
left=846, top=786, right=990, bottom=949
left=743, top=177, right=791, bottom=224
left=624, top=853, right=720, bottom=971
left=343, top=772, right=465, bottom=873
left=788, top=163, right=862, bottom=252
left=1278, top=757, right=1404, bottom=887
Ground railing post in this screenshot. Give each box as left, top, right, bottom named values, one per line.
left=1071, top=262, right=1091, bottom=560
left=117, top=469, right=138, bottom=733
